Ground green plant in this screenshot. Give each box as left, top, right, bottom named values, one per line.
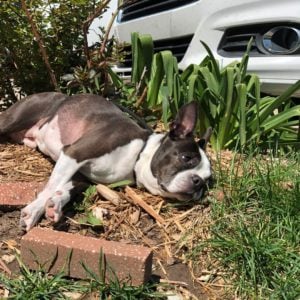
left=190, top=151, right=300, bottom=298
left=73, top=185, right=97, bottom=213
left=129, top=33, right=300, bottom=151
left=77, top=211, right=103, bottom=228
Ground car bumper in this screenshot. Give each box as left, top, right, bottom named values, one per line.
left=114, top=0, right=300, bottom=96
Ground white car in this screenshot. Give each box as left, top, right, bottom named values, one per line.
left=113, top=0, right=300, bottom=97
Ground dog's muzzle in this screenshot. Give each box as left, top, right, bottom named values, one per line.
left=160, top=174, right=208, bottom=201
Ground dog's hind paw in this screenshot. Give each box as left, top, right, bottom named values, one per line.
left=20, top=205, right=44, bottom=231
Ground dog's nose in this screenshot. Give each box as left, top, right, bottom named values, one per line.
left=192, top=175, right=205, bottom=189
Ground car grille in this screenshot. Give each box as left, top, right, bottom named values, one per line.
left=218, top=24, right=263, bottom=57
left=118, top=35, right=193, bottom=68
left=218, top=23, right=300, bottom=57
left=119, top=0, right=199, bottom=22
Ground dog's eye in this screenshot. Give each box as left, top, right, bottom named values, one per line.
left=181, top=154, right=192, bottom=163
left=179, top=153, right=200, bottom=168
left=179, top=150, right=201, bottom=168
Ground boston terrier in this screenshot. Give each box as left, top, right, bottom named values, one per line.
left=0, top=92, right=212, bottom=231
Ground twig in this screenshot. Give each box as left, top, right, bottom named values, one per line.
left=135, top=86, right=148, bottom=108
left=156, top=200, right=164, bottom=214
left=156, top=258, right=167, bottom=276
left=0, top=258, right=12, bottom=276
left=103, top=214, right=126, bottom=239
left=65, top=216, right=81, bottom=225
left=14, top=169, right=44, bottom=177
left=174, top=219, right=184, bottom=232
left=125, top=186, right=165, bottom=224
left=201, top=282, right=233, bottom=288
left=169, top=206, right=198, bottom=222
left=82, top=0, right=111, bottom=68
left=155, top=240, right=177, bottom=247
left=99, top=8, right=119, bottom=56
left=160, top=278, right=188, bottom=287
left=21, top=0, right=60, bottom=91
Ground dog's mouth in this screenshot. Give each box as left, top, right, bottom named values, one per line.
left=159, top=182, right=206, bottom=202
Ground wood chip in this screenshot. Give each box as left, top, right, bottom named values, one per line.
left=125, top=186, right=165, bottom=225
left=130, top=208, right=141, bottom=224
left=96, top=184, right=120, bottom=206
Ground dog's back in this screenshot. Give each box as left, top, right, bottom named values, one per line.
left=0, top=93, right=150, bottom=161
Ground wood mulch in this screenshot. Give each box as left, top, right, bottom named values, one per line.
left=0, top=142, right=233, bottom=299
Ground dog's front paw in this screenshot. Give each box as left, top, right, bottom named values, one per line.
left=45, top=198, right=63, bottom=222
left=20, top=203, right=45, bottom=231
left=44, top=190, right=70, bottom=222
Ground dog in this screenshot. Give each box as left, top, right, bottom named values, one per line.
left=0, top=92, right=212, bottom=231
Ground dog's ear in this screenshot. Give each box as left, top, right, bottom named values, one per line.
left=169, top=101, right=198, bottom=139
left=198, top=127, right=212, bottom=150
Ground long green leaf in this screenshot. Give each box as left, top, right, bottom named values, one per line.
left=217, top=67, right=235, bottom=149
left=237, top=83, right=247, bottom=147
left=260, top=105, right=300, bottom=133
left=107, top=68, right=123, bottom=89
left=161, top=50, right=176, bottom=98
left=240, top=37, right=253, bottom=80
left=259, top=80, right=300, bottom=122
left=187, top=74, right=199, bottom=102
left=131, top=32, right=153, bottom=85
left=147, top=53, right=164, bottom=107
left=181, top=64, right=198, bottom=82
left=131, top=32, right=140, bottom=84
left=199, top=66, right=219, bottom=95
left=200, top=41, right=221, bottom=81
left=172, top=73, right=181, bottom=113
left=162, top=92, right=170, bottom=128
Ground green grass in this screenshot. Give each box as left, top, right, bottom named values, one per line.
left=0, top=263, right=86, bottom=299
left=0, top=269, right=163, bottom=300
left=191, top=151, right=300, bottom=299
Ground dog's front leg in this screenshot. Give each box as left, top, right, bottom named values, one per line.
left=20, top=152, right=84, bottom=231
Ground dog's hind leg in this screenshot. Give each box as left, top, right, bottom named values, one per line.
left=20, top=151, right=84, bottom=231
left=0, top=92, right=67, bottom=139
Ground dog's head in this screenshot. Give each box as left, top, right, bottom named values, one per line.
left=151, top=101, right=212, bottom=201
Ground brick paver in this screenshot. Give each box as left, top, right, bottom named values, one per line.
left=0, top=182, right=45, bottom=209
left=21, top=228, right=153, bottom=285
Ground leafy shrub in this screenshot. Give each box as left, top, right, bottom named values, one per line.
left=0, top=0, right=118, bottom=104
left=127, top=33, right=300, bottom=151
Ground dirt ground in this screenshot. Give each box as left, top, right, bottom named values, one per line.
left=0, top=143, right=227, bottom=299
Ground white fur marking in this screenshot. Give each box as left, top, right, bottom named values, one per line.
left=134, top=134, right=166, bottom=196
left=165, top=148, right=211, bottom=194
left=80, top=139, right=145, bottom=183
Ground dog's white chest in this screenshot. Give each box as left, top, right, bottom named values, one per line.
left=80, top=139, right=145, bottom=183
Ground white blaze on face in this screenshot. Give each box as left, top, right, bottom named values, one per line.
left=164, top=148, right=211, bottom=194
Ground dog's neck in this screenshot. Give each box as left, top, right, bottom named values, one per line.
left=134, top=133, right=166, bottom=196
